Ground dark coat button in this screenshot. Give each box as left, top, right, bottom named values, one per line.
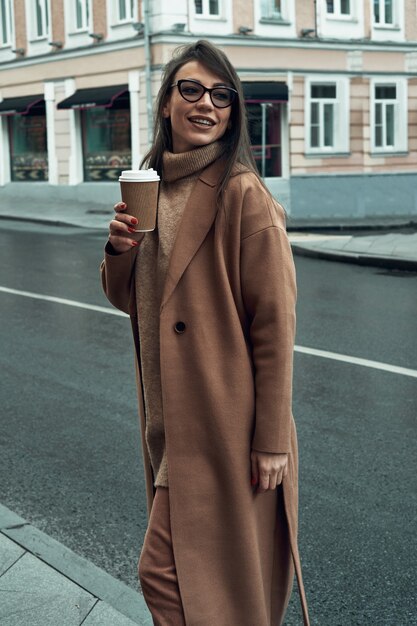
left=174, top=321, right=186, bottom=334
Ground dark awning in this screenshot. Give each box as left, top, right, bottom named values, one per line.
left=242, top=82, right=288, bottom=102
left=57, top=85, right=129, bottom=110
left=0, top=95, right=45, bottom=116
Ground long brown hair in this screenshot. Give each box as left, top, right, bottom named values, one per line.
left=140, top=40, right=262, bottom=204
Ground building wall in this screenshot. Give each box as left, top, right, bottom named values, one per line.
left=1, top=0, right=416, bottom=220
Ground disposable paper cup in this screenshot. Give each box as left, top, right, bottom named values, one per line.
left=119, top=169, right=160, bottom=235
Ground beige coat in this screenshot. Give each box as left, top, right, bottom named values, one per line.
left=101, top=158, right=310, bottom=626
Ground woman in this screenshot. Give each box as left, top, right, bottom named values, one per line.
left=101, top=40, right=310, bottom=626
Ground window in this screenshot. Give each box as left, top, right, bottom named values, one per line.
left=371, top=81, right=407, bottom=152
left=0, top=0, right=13, bottom=46
left=373, top=0, right=393, bottom=25
left=310, top=84, right=336, bottom=149
left=74, top=0, right=89, bottom=30
left=194, top=0, right=220, bottom=17
left=306, top=78, right=349, bottom=153
left=81, top=108, right=131, bottom=181
left=261, top=0, right=282, bottom=19
left=247, top=102, right=282, bottom=177
left=8, top=109, right=48, bottom=181
left=375, top=86, right=395, bottom=147
left=326, top=0, right=351, bottom=17
left=117, top=0, right=134, bottom=22
left=33, top=0, right=49, bottom=38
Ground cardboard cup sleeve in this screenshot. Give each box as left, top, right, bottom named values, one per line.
left=120, top=180, right=159, bottom=234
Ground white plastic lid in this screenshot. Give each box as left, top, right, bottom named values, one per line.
left=119, top=168, right=160, bottom=182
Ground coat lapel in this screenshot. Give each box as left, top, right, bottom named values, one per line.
left=160, top=157, right=225, bottom=311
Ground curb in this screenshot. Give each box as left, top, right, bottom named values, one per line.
left=291, top=243, right=417, bottom=271
left=0, top=214, right=109, bottom=231
left=0, top=504, right=152, bottom=625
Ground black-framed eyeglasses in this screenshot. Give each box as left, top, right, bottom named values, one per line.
left=170, top=79, right=238, bottom=108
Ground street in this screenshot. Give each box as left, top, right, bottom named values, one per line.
left=0, top=219, right=416, bottom=626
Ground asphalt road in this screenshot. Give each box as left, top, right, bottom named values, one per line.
left=0, top=220, right=416, bottom=626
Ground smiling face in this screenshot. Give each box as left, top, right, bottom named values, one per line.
left=162, top=60, right=233, bottom=153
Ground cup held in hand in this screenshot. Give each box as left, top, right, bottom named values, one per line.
left=119, top=169, right=160, bottom=235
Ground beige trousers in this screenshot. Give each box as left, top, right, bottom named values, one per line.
left=138, top=486, right=293, bottom=626
left=138, top=487, right=186, bottom=626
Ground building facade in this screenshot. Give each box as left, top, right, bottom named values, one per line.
left=1, top=0, right=416, bottom=220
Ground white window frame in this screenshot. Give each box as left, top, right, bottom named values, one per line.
left=25, top=0, right=51, bottom=55
left=371, top=0, right=404, bottom=41
left=325, top=0, right=352, bottom=19
left=373, top=0, right=394, bottom=26
left=32, top=0, right=49, bottom=39
left=370, top=78, right=407, bottom=154
left=0, top=0, right=13, bottom=47
left=116, top=0, right=136, bottom=23
left=254, top=0, right=295, bottom=37
left=64, top=0, right=92, bottom=48
left=193, top=0, right=222, bottom=20
left=260, top=0, right=286, bottom=21
left=73, top=0, right=90, bottom=31
left=305, top=76, right=350, bottom=155
left=106, top=0, right=138, bottom=40
left=188, top=0, right=231, bottom=34
left=317, top=0, right=364, bottom=39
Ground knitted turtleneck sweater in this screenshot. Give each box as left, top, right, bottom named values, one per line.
left=135, top=141, right=224, bottom=487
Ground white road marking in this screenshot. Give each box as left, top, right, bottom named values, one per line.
left=1, top=285, right=416, bottom=378
left=294, top=345, right=417, bottom=379
left=0, top=285, right=127, bottom=317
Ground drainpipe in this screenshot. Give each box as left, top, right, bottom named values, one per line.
left=143, top=0, right=153, bottom=145
left=314, top=0, right=318, bottom=37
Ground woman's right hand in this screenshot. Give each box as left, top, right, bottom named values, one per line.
left=108, top=201, right=144, bottom=254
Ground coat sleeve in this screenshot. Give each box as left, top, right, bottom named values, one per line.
left=240, top=198, right=296, bottom=454
left=100, top=242, right=138, bottom=314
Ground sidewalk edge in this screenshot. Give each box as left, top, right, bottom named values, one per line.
left=0, top=503, right=152, bottom=625
left=291, top=243, right=417, bottom=271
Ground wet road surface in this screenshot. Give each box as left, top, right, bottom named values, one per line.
left=0, top=220, right=416, bottom=625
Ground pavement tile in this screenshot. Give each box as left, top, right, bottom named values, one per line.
left=0, top=551, right=95, bottom=626
left=83, top=600, right=149, bottom=625
left=0, top=534, right=25, bottom=575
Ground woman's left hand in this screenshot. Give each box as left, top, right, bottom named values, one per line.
left=250, top=450, right=288, bottom=493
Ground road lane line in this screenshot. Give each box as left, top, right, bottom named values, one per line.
left=294, top=345, right=417, bottom=379
left=0, top=285, right=127, bottom=317
left=1, top=285, right=416, bottom=378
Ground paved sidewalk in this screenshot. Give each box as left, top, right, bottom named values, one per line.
left=290, top=231, right=417, bottom=270
left=0, top=504, right=152, bottom=626
left=0, top=197, right=416, bottom=270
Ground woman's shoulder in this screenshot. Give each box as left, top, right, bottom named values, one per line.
left=226, top=165, right=286, bottom=232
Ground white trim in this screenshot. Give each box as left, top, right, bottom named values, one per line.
left=188, top=0, right=232, bottom=35
left=0, top=98, right=11, bottom=186
left=371, top=0, right=405, bottom=42
left=316, top=0, right=365, bottom=39
left=128, top=70, right=141, bottom=168
left=304, top=75, right=350, bottom=155
left=370, top=77, right=407, bottom=154
left=106, top=0, right=138, bottom=41
left=65, top=78, right=83, bottom=185
left=193, top=0, right=222, bottom=18
left=254, top=0, right=296, bottom=38
left=44, top=82, right=57, bottom=184
left=280, top=104, right=289, bottom=180
left=64, top=0, right=93, bottom=48
left=0, top=0, right=15, bottom=63
left=25, top=0, right=52, bottom=55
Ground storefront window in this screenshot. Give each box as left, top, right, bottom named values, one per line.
left=81, top=108, right=131, bottom=181
left=246, top=102, right=282, bottom=177
left=8, top=112, right=48, bottom=181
